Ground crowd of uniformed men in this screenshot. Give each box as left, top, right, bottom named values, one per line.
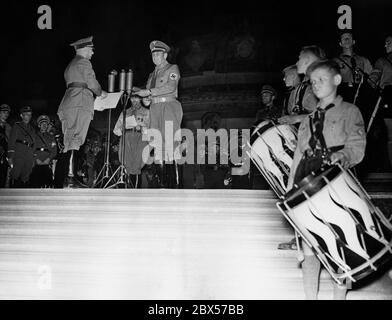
left=0, top=32, right=391, bottom=189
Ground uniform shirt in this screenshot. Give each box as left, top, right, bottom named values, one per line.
left=286, top=78, right=318, bottom=115
left=369, top=52, right=392, bottom=88
left=334, top=53, right=373, bottom=85
left=58, top=55, right=102, bottom=116
left=289, top=95, right=366, bottom=188
left=255, top=103, right=282, bottom=122
left=113, top=102, right=150, bottom=136
left=34, top=131, right=57, bottom=162
left=282, top=87, right=296, bottom=116
left=146, top=61, right=180, bottom=98
left=7, top=122, right=37, bottom=159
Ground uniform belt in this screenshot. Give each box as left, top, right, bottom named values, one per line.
left=151, top=96, right=176, bottom=104
left=126, top=128, right=142, bottom=133
left=36, top=147, right=49, bottom=152
left=16, top=139, right=34, bottom=148
left=67, top=82, right=88, bottom=89
left=345, top=82, right=361, bottom=87
left=304, top=145, right=344, bottom=159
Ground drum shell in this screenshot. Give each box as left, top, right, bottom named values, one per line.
left=278, top=165, right=392, bottom=283
left=249, top=120, right=297, bottom=197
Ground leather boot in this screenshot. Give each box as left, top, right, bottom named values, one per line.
left=64, top=150, right=84, bottom=188
left=165, top=162, right=173, bottom=188
left=166, top=162, right=180, bottom=189
left=174, top=162, right=182, bottom=189
left=155, top=162, right=165, bottom=188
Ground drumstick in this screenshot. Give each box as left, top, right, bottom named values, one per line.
left=367, top=95, right=383, bottom=133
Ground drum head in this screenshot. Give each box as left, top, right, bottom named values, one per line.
left=284, top=164, right=342, bottom=207
left=250, top=120, right=275, bottom=144
left=251, top=119, right=271, bottom=134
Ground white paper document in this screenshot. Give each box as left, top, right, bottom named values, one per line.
left=125, top=115, right=138, bottom=128
left=113, top=114, right=139, bottom=136
left=94, top=92, right=123, bottom=111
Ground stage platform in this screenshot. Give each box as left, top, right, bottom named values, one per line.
left=0, top=189, right=391, bottom=300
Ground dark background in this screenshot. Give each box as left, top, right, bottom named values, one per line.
left=0, top=0, right=391, bottom=117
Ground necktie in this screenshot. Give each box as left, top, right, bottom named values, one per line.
left=150, top=69, right=158, bottom=89
left=308, top=104, right=335, bottom=152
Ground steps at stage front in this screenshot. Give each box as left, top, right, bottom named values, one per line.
left=0, top=189, right=390, bottom=300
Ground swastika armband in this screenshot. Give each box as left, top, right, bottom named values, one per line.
left=169, top=73, right=178, bottom=80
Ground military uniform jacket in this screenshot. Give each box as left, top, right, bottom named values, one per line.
left=34, top=132, right=57, bottom=162
left=146, top=61, right=180, bottom=98
left=255, top=104, right=282, bottom=122
left=287, top=79, right=318, bottom=115
left=7, top=122, right=37, bottom=160
left=334, top=53, right=373, bottom=85
left=0, top=122, right=11, bottom=156
left=369, top=53, right=392, bottom=88
left=288, top=95, right=366, bottom=188
left=58, top=55, right=102, bottom=116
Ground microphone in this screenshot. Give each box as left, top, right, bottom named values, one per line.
left=108, top=70, right=117, bottom=93
left=119, top=69, right=126, bottom=91
left=126, top=69, right=133, bottom=95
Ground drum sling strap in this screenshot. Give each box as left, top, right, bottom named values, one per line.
left=294, top=103, right=343, bottom=183
left=293, top=81, right=310, bottom=115
left=283, top=88, right=295, bottom=116
left=338, top=55, right=360, bottom=84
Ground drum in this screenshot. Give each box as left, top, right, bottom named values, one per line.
left=277, top=164, right=392, bottom=285
left=247, top=120, right=297, bottom=198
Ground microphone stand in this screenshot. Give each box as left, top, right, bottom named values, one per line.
left=104, top=92, right=132, bottom=189
left=94, top=107, right=114, bottom=187
left=103, top=68, right=134, bottom=189
left=94, top=70, right=117, bottom=188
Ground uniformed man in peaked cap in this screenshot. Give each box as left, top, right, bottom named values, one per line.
left=333, top=31, right=373, bottom=104
left=8, top=106, right=37, bottom=187
left=369, top=35, right=392, bottom=171
left=57, top=36, right=107, bottom=188
left=0, top=104, right=11, bottom=187
left=30, top=115, right=57, bottom=188
left=134, top=40, right=183, bottom=188
left=255, top=84, right=282, bottom=122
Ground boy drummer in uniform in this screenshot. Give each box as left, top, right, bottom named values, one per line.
left=288, top=59, right=366, bottom=299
